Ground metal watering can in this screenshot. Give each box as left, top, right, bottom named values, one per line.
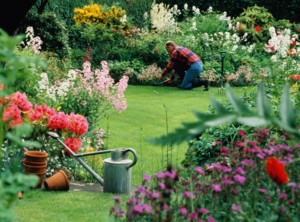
left=47, top=132, right=138, bottom=194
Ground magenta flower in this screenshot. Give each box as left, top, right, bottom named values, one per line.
left=194, top=166, right=205, bottom=175
left=258, top=188, right=268, bottom=194
left=132, top=205, right=143, bottom=215
left=152, top=192, right=160, bottom=198
left=182, top=191, right=194, bottom=199
left=207, top=216, right=216, bottom=222
left=143, top=174, right=151, bottom=183
left=158, top=183, right=166, bottom=190
left=162, top=204, right=169, bottom=211
left=234, top=174, right=246, bottom=185
left=179, top=207, right=187, bottom=216
left=279, top=193, right=288, bottom=200
left=231, top=204, right=241, bottom=212
left=212, top=184, right=222, bottom=192
left=188, top=212, right=198, bottom=220
left=199, top=208, right=209, bottom=214
left=235, top=167, right=245, bottom=175
left=143, top=204, right=152, bottom=214
left=113, top=196, right=121, bottom=204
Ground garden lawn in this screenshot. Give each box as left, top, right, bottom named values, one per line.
left=12, top=85, right=249, bottom=222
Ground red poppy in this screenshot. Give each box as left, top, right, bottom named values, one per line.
left=266, top=157, right=289, bottom=186
left=254, top=25, right=261, bottom=32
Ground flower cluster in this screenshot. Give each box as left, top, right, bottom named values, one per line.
left=137, top=64, right=163, bottom=84
left=150, top=3, right=177, bottom=34
left=265, top=27, right=300, bottom=60
left=20, top=26, right=43, bottom=54
left=110, top=128, right=300, bottom=221
left=73, top=4, right=126, bottom=27
left=1, top=91, right=88, bottom=153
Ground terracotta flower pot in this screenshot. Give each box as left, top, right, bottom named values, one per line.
left=23, top=162, right=47, bottom=174
left=23, top=158, right=47, bottom=166
left=44, top=170, right=70, bottom=191
left=24, top=151, right=48, bottom=163
left=23, top=171, right=46, bottom=189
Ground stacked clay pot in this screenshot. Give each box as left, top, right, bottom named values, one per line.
left=23, top=151, right=48, bottom=188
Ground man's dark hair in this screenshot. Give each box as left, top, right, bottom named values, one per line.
left=165, top=41, right=176, bottom=47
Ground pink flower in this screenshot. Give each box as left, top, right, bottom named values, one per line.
left=48, top=112, right=69, bottom=130
left=182, top=191, right=194, bottom=199
left=188, top=212, right=198, bottom=220
left=212, top=184, right=222, bottom=192
left=254, top=25, right=261, bottom=32
left=68, top=113, right=89, bottom=136
left=234, top=174, right=246, bottom=185
left=64, top=137, right=82, bottom=153
left=199, top=208, right=209, bottom=214
left=143, top=204, right=152, bottom=214
left=3, top=104, right=23, bottom=127
left=231, top=204, right=241, bottom=212
left=143, top=174, right=151, bottom=183
left=11, top=91, right=32, bottom=111
left=207, top=216, right=215, bottom=222
left=194, top=166, right=205, bottom=175
left=179, top=207, right=187, bottom=216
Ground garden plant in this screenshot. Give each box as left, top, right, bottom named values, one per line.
left=0, top=0, right=300, bottom=221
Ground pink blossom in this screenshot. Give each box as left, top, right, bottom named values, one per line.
left=234, top=174, right=246, bottom=185
left=64, top=137, right=82, bottom=153
left=48, top=112, right=69, bottom=130
left=3, top=104, right=23, bottom=127
left=182, top=191, right=194, bottom=199
left=199, top=208, right=209, bottom=214
left=212, top=184, right=222, bottom=192
left=68, top=113, right=89, bottom=136
left=231, top=204, right=241, bottom=212
left=179, top=207, right=187, bottom=216
left=11, top=91, right=32, bottom=111
left=188, top=212, right=198, bottom=220
left=143, top=174, right=151, bottom=182
left=207, top=216, right=215, bottom=222
left=194, top=166, right=205, bottom=175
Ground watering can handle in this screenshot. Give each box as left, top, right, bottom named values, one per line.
left=123, top=148, right=138, bottom=169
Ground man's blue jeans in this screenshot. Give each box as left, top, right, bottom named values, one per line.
left=180, top=61, right=203, bottom=89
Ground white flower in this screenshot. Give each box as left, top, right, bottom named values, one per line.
left=120, top=14, right=127, bottom=23
left=150, top=3, right=176, bottom=33
left=184, top=3, right=188, bottom=10
left=207, top=6, right=213, bottom=13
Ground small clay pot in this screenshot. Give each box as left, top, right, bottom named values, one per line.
left=44, top=170, right=69, bottom=191
left=23, top=171, right=46, bottom=189
left=24, top=151, right=48, bottom=163
left=23, top=162, right=47, bottom=174
left=23, top=159, right=47, bottom=166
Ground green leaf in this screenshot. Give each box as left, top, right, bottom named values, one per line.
left=204, top=114, right=237, bottom=127
left=237, top=116, right=268, bottom=127
left=225, top=84, right=250, bottom=114
left=279, top=83, right=297, bottom=129
left=256, top=83, right=271, bottom=118
left=210, top=97, right=229, bottom=114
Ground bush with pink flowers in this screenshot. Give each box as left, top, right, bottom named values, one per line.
left=110, top=128, right=300, bottom=221
left=1, top=89, right=89, bottom=176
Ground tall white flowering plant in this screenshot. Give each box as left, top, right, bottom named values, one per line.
left=150, top=3, right=177, bottom=34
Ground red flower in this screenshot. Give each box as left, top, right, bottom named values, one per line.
left=64, top=137, right=82, bottom=153
left=254, top=25, right=261, bottom=32
left=266, top=157, right=289, bottom=186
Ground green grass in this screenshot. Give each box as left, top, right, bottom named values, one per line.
left=12, top=85, right=249, bottom=221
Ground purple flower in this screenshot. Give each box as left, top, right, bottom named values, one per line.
left=182, top=191, right=194, bottom=199
left=155, top=172, right=165, bottom=179
left=258, top=188, right=267, bottom=194
left=117, top=209, right=124, bottom=217
left=234, top=174, right=246, bottom=185
left=212, top=184, right=222, bottom=192
left=158, top=182, right=166, bottom=190
left=199, top=208, right=209, bottom=214
left=194, top=166, right=205, bottom=175
left=279, top=193, right=287, bottom=200
left=188, top=212, right=198, bottom=220
left=152, top=192, right=160, bottom=198
left=132, top=205, right=143, bottom=215
left=235, top=167, right=245, bottom=175
left=113, top=196, right=121, bottom=204
left=207, top=216, right=216, bottom=222
left=221, top=165, right=232, bottom=172
left=179, top=207, right=187, bottom=216
left=143, top=174, right=151, bottom=183
left=164, top=169, right=177, bottom=179
left=257, top=152, right=265, bottom=159
left=231, top=204, right=241, bottom=212
left=138, top=185, right=146, bottom=194
left=240, top=159, right=254, bottom=167
left=143, top=204, right=152, bottom=214
left=163, top=204, right=169, bottom=211
left=288, top=182, right=297, bottom=187
left=221, top=175, right=234, bottom=185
